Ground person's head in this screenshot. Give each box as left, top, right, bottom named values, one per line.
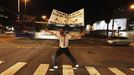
left=59, top=28, right=65, bottom=36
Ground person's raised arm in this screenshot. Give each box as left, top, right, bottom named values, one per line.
left=44, top=28, right=59, bottom=37
left=72, top=31, right=85, bottom=40
left=44, top=28, right=55, bottom=35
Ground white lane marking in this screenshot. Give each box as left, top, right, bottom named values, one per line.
left=0, top=62, right=27, bottom=75
left=0, top=61, right=4, bottom=64
left=51, top=46, right=93, bottom=49
left=102, top=46, right=112, bottom=48
left=33, top=64, right=49, bottom=75
left=63, top=65, right=74, bottom=75
left=15, top=45, right=39, bottom=48
left=85, top=66, right=101, bottom=75
left=129, top=68, right=134, bottom=71
left=16, top=46, right=38, bottom=48
left=108, top=67, right=126, bottom=75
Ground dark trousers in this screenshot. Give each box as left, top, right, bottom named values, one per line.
left=52, top=47, right=78, bottom=66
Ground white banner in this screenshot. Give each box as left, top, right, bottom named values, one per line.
left=68, top=8, right=84, bottom=25
left=48, top=8, right=84, bottom=26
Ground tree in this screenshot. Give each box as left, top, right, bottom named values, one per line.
left=105, top=18, right=111, bottom=37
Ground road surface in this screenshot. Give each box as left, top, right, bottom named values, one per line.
left=0, top=35, right=134, bottom=75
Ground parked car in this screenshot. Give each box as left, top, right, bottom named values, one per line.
left=107, top=36, right=133, bottom=45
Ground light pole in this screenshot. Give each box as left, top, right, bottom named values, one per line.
left=17, top=0, right=20, bottom=20
left=24, top=0, right=29, bottom=14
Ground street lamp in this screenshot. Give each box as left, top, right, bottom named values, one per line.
left=42, top=15, right=47, bottom=21
left=130, top=4, right=134, bottom=10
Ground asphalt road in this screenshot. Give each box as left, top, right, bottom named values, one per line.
left=0, top=36, right=134, bottom=75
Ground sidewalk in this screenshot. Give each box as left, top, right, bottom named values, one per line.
left=85, top=36, right=134, bottom=47
left=0, top=34, right=16, bottom=41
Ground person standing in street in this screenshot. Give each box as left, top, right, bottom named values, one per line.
left=45, top=27, right=84, bottom=71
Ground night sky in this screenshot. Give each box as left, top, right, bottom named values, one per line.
left=0, top=0, right=132, bottom=23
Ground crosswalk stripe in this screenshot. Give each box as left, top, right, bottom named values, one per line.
left=129, top=68, right=134, bottom=71
left=63, top=65, right=74, bottom=75
left=0, top=61, right=4, bottom=64
left=108, top=67, right=126, bottom=75
left=33, top=64, right=49, bottom=75
left=0, top=60, right=133, bottom=75
left=85, top=66, right=101, bottom=75
left=0, top=62, right=27, bottom=75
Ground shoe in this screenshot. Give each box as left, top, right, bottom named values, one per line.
left=75, top=64, right=79, bottom=68
left=49, top=68, right=55, bottom=71
left=73, top=67, right=77, bottom=70
left=73, top=64, right=79, bottom=70
left=53, top=65, right=58, bottom=69
left=49, top=65, right=58, bottom=72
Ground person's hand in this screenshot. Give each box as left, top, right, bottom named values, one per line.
left=44, top=28, right=48, bottom=31
left=80, top=31, right=85, bottom=36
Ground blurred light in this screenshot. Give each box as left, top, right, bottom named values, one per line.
left=130, top=4, right=134, bottom=9
left=0, top=14, right=4, bottom=17
left=22, top=0, right=29, bottom=2
left=5, top=16, right=8, bottom=18
left=42, top=15, right=47, bottom=19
